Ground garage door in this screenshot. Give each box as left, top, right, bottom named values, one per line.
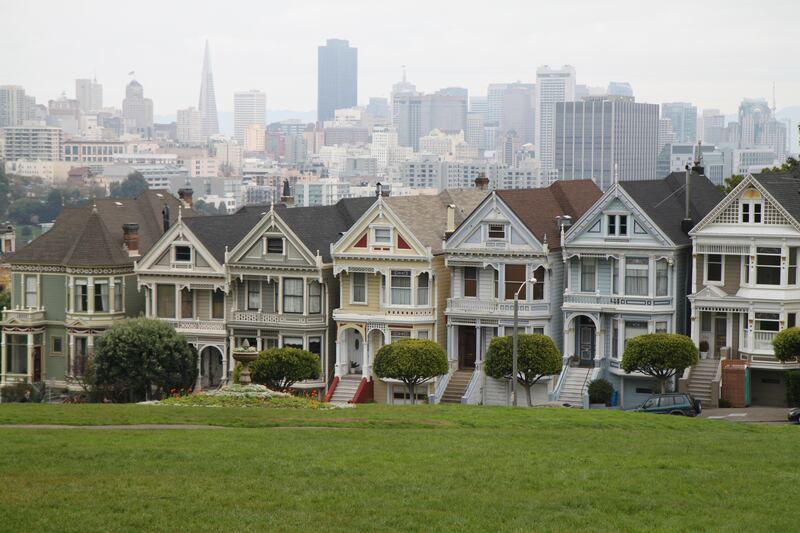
left=749, top=369, right=787, bottom=407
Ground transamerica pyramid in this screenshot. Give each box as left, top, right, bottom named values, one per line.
left=198, top=40, right=219, bottom=138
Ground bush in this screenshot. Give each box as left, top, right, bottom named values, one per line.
left=92, top=317, right=197, bottom=402
left=0, top=382, right=40, bottom=403
left=718, top=398, right=732, bottom=408
left=773, top=328, right=800, bottom=363
left=588, top=378, right=614, bottom=405
left=622, top=333, right=698, bottom=393
left=787, top=371, right=800, bottom=407
left=250, top=348, right=321, bottom=391
left=484, top=333, right=562, bottom=406
left=374, top=339, right=448, bottom=404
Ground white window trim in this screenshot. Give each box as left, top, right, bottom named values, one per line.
left=263, top=234, right=286, bottom=256
left=740, top=199, right=764, bottom=224
left=487, top=223, right=506, bottom=240
left=370, top=225, right=393, bottom=247
left=390, top=269, right=413, bottom=307
left=605, top=212, right=630, bottom=238
left=462, top=266, right=479, bottom=299
left=350, top=272, right=368, bottom=305
left=578, top=258, right=597, bottom=294
left=703, top=254, right=725, bottom=286
left=172, top=242, right=193, bottom=263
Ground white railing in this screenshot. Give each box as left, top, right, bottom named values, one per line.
left=563, top=293, right=673, bottom=308
left=383, top=307, right=435, bottom=318
left=461, top=361, right=482, bottom=404
left=165, top=319, right=226, bottom=332
left=431, top=372, right=451, bottom=404
left=2, top=307, right=46, bottom=323
left=231, top=311, right=326, bottom=326
left=749, top=330, right=777, bottom=352
left=446, top=298, right=549, bottom=316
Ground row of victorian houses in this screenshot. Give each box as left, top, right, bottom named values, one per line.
left=3, top=170, right=799, bottom=407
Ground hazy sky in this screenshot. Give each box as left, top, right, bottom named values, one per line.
left=2, top=0, right=798, bottom=116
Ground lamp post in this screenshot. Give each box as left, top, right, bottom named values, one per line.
left=511, top=276, right=537, bottom=407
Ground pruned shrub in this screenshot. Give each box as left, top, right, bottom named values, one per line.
left=0, top=382, right=40, bottom=403
left=250, top=348, right=321, bottom=391
left=773, top=328, right=800, bottom=363
left=786, top=370, right=800, bottom=407
left=374, top=339, right=448, bottom=404
left=588, top=378, right=614, bottom=405
left=622, top=333, right=698, bottom=393
left=484, top=333, right=562, bottom=406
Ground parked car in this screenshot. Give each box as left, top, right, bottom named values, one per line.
left=631, top=393, right=701, bottom=416
left=789, top=407, right=800, bottom=424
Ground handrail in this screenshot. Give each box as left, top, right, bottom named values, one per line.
left=461, top=366, right=481, bottom=404
left=431, top=371, right=451, bottom=404
left=551, top=358, right=571, bottom=401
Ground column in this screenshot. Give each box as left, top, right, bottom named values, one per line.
left=196, top=349, right=202, bottom=390
left=224, top=334, right=233, bottom=381
left=1, top=332, right=6, bottom=384
left=303, top=278, right=308, bottom=316
left=68, top=333, right=75, bottom=376
left=334, top=338, right=343, bottom=377
left=109, top=278, right=116, bottom=313
left=174, top=284, right=180, bottom=319
left=475, top=324, right=481, bottom=363
left=648, top=256, right=656, bottom=297
left=277, top=276, right=283, bottom=314
left=27, top=331, right=33, bottom=380
left=618, top=257, right=625, bottom=295
left=144, top=286, right=150, bottom=317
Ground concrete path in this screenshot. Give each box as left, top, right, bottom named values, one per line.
left=700, top=407, right=792, bottom=423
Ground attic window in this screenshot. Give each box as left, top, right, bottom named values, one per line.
left=373, top=227, right=391, bottom=244
left=606, top=214, right=628, bottom=237
left=488, top=224, right=505, bottom=239
left=266, top=237, right=283, bottom=255
left=174, top=245, right=192, bottom=262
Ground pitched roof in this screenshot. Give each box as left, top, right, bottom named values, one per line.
left=182, top=209, right=265, bottom=264
left=7, top=190, right=194, bottom=267
left=751, top=172, right=800, bottom=223
left=385, top=189, right=488, bottom=254
left=619, top=172, right=724, bottom=246
left=495, top=180, right=602, bottom=250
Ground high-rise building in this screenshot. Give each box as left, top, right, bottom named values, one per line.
left=486, top=83, right=508, bottom=125
left=244, top=124, right=266, bottom=152
left=390, top=67, right=417, bottom=126
left=75, top=78, right=103, bottom=113
left=469, top=96, right=487, bottom=114
left=198, top=41, right=220, bottom=139
left=234, top=90, right=266, bottom=143
left=393, top=91, right=467, bottom=151
left=466, top=112, right=486, bottom=149
left=2, top=125, right=64, bottom=161
left=658, top=118, right=676, bottom=153
left=700, top=109, right=725, bottom=146
left=366, top=97, right=390, bottom=123
left=122, top=80, right=153, bottom=137
left=607, top=82, right=633, bottom=97
left=661, top=102, right=697, bottom=144
left=48, top=95, right=81, bottom=135
left=317, top=39, right=357, bottom=123
left=502, top=83, right=535, bottom=144
left=536, top=65, right=576, bottom=172
left=555, top=95, right=659, bottom=189
left=0, top=85, right=27, bottom=128
left=177, top=107, right=202, bottom=144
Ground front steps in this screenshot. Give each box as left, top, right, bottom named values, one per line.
left=687, top=359, right=718, bottom=405
left=329, top=375, right=362, bottom=403
left=440, top=370, right=473, bottom=404
left=557, top=367, right=592, bottom=405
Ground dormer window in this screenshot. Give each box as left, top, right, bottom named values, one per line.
left=488, top=224, right=505, bottom=240
left=174, top=245, right=192, bottom=262
left=374, top=227, right=391, bottom=244
left=266, top=237, right=283, bottom=255
left=606, top=214, right=628, bottom=237
left=741, top=189, right=763, bottom=223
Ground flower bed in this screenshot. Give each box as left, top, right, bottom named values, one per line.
left=159, top=384, right=331, bottom=409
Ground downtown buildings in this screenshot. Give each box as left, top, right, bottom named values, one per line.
left=317, top=39, right=358, bottom=123
left=234, top=90, right=267, bottom=144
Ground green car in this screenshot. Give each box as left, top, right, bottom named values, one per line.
left=632, top=393, right=701, bottom=416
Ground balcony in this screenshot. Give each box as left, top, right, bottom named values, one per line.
left=164, top=319, right=226, bottom=335
left=446, top=298, right=549, bottom=317
left=230, top=310, right=326, bottom=327
left=563, top=293, right=673, bottom=310
left=2, top=307, right=46, bottom=325
left=383, top=306, right=434, bottom=318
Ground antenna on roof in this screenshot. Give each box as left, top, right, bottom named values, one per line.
left=178, top=204, right=182, bottom=223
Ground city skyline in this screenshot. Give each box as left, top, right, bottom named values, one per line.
left=1, top=0, right=798, bottom=117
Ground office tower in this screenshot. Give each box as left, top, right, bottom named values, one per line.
left=390, top=67, right=417, bottom=126
left=198, top=41, right=219, bottom=139
left=486, top=83, right=508, bottom=125
left=764, top=120, right=787, bottom=161
left=393, top=91, right=467, bottom=151
left=661, top=102, right=697, bottom=144
left=244, top=124, right=266, bottom=152
left=366, top=97, right=389, bottom=123
left=317, top=39, right=357, bottom=123
left=48, top=95, right=81, bottom=135
left=738, top=98, right=771, bottom=148
left=122, top=80, right=153, bottom=137
left=2, top=125, right=64, bottom=161
left=437, top=87, right=469, bottom=98
left=700, top=109, right=725, bottom=146
left=658, top=118, right=676, bottom=153
left=177, top=107, right=202, bottom=144
left=75, top=78, right=103, bottom=113
left=466, top=112, right=486, bottom=149
left=555, top=95, right=658, bottom=188
left=502, top=83, right=535, bottom=144
left=607, top=82, right=633, bottom=97
left=234, top=90, right=266, bottom=143
left=469, top=96, right=487, bottom=114
left=0, top=85, right=27, bottom=127
left=536, top=65, right=576, bottom=172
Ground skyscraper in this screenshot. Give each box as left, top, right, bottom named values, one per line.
left=0, top=85, right=27, bottom=128
left=234, top=90, right=267, bottom=143
left=177, top=107, right=202, bottom=144
left=502, top=83, right=535, bottom=144
left=122, top=80, right=153, bottom=137
left=700, top=109, right=725, bottom=146
left=486, top=83, right=508, bottom=125
left=75, top=78, right=103, bottom=113
left=198, top=41, right=219, bottom=139
left=393, top=91, right=467, bottom=151
left=536, top=65, right=576, bottom=172
left=661, top=102, right=697, bottom=144
left=607, top=82, right=633, bottom=97
left=317, top=39, right=357, bottom=123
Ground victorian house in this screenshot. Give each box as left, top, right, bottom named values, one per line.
left=329, top=190, right=486, bottom=404
left=441, top=181, right=602, bottom=405
left=559, top=172, right=722, bottom=408
left=688, top=172, right=800, bottom=406
left=2, top=190, right=192, bottom=386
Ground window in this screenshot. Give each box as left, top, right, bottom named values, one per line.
left=373, top=227, right=391, bottom=244
left=755, top=312, right=780, bottom=332
left=283, top=278, right=304, bottom=314
left=417, top=330, right=429, bottom=340
left=655, top=321, right=668, bottom=333
left=744, top=255, right=751, bottom=284
left=789, top=313, right=797, bottom=328
left=606, top=214, right=628, bottom=237
left=653, top=260, right=668, bottom=296
left=174, top=245, right=191, bottom=262
left=24, top=275, right=37, bottom=308
left=74, top=279, right=88, bottom=312
left=308, top=281, right=322, bottom=314
left=212, top=289, right=225, bottom=319
left=73, top=337, right=88, bottom=377
left=181, top=288, right=194, bottom=319
left=493, top=268, right=499, bottom=299
left=266, top=237, right=283, bottom=254
left=607, top=215, right=616, bottom=235
left=463, top=267, right=477, bottom=297
left=533, top=327, right=545, bottom=335
left=619, top=215, right=628, bottom=235
left=532, top=266, right=545, bottom=300
left=741, top=195, right=763, bottom=223
left=390, top=330, right=412, bottom=343
left=282, top=337, right=303, bottom=349
left=247, top=281, right=260, bottom=310
left=156, top=284, right=175, bottom=318
left=625, top=257, right=649, bottom=296
left=505, top=264, right=526, bottom=300
left=351, top=272, right=366, bottom=304
left=790, top=248, right=798, bottom=285
left=612, top=258, right=619, bottom=294
left=51, top=335, right=63, bottom=354
left=417, top=273, right=429, bottom=306
left=309, top=337, right=322, bottom=358
left=6, top=334, right=27, bottom=374
left=94, top=279, right=109, bottom=312
left=612, top=322, right=619, bottom=359
left=706, top=254, right=722, bottom=283
left=580, top=259, right=596, bottom=292
left=114, top=279, right=123, bottom=312
left=391, top=270, right=412, bottom=305
left=755, top=247, right=781, bottom=285
left=488, top=223, right=505, bottom=239
left=624, top=321, right=648, bottom=346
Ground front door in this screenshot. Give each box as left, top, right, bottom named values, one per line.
left=459, top=326, right=476, bottom=369
left=32, top=346, right=41, bottom=382
left=578, top=318, right=595, bottom=365
left=713, top=316, right=727, bottom=357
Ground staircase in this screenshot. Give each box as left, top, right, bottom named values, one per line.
left=440, top=370, right=473, bottom=404
left=329, top=375, right=361, bottom=403
left=687, top=359, right=718, bottom=406
left=557, top=367, right=592, bottom=405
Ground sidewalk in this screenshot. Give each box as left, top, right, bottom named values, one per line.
left=700, top=407, right=791, bottom=423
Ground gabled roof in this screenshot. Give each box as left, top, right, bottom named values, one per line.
left=495, top=180, right=602, bottom=250
left=182, top=209, right=264, bottom=264
left=752, top=172, right=800, bottom=223
left=619, top=172, right=724, bottom=246
left=7, top=190, right=194, bottom=267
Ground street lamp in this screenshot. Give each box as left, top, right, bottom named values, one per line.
left=512, top=276, right=537, bottom=407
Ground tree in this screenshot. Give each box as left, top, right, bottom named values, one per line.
left=41, top=189, right=64, bottom=222
left=621, top=333, right=698, bottom=393
left=772, top=327, right=800, bottom=363
left=0, top=289, right=10, bottom=310
left=761, top=156, right=800, bottom=178
left=0, top=165, right=9, bottom=220
left=110, top=171, right=149, bottom=198
left=92, top=317, right=197, bottom=402
left=484, top=333, right=562, bottom=406
left=373, top=339, right=448, bottom=404
left=8, top=198, right=44, bottom=225
left=249, top=347, right=321, bottom=391
left=721, top=174, right=745, bottom=194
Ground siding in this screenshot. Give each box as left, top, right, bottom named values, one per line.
left=373, top=378, right=388, bottom=404
left=548, top=252, right=565, bottom=353
left=339, top=272, right=382, bottom=313
left=432, top=256, right=449, bottom=350
left=722, top=255, right=741, bottom=294
left=124, top=274, right=144, bottom=316
left=322, top=268, right=337, bottom=385
left=45, top=325, right=67, bottom=379
left=41, top=274, right=66, bottom=321
left=675, top=248, right=690, bottom=335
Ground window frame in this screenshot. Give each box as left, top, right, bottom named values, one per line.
left=350, top=272, right=367, bottom=304
left=156, top=283, right=176, bottom=318
left=755, top=247, right=781, bottom=286
left=282, top=278, right=304, bottom=314
left=308, top=281, right=322, bottom=314
left=212, top=289, right=225, bottom=319
left=265, top=237, right=284, bottom=255
left=180, top=288, right=194, bottom=319
left=173, top=244, right=192, bottom=263
left=624, top=257, right=649, bottom=296
left=605, top=213, right=629, bottom=237
left=463, top=267, right=478, bottom=298
left=504, top=264, right=527, bottom=301
left=487, top=223, right=506, bottom=240
left=24, top=275, right=38, bottom=308
left=372, top=226, right=392, bottom=245
left=416, top=272, right=429, bottom=306
left=390, top=270, right=412, bottom=306
left=74, top=278, right=89, bottom=313
left=655, top=260, right=669, bottom=296
left=704, top=254, right=724, bottom=285
left=94, top=278, right=109, bottom=313
left=247, top=280, right=261, bottom=311
left=580, top=258, right=596, bottom=293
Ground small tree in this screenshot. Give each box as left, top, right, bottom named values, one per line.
left=484, top=333, right=562, bottom=406
left=92, top=317, right=197, bottom=402
left=588, top=378, right=614, bottom=405
left=621, top=333, right=698, bottom=393
left=772, top=327, right=800, bottom=364
left=373, top=339, right=448, bottom=404
left=110, top=171, right=149, bottom=198
left=250, top=347, right=321, bottom=391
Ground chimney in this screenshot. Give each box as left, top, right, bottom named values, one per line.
left=555, top=215, right=573, bottom=230
left=122, top=223, right=140, bottom=256
left=376, top=182, right=383, bottom=198
left=445, top=204, right=456, bottom=237
left=280, top=179, right=294, bottom=207
left=178, top=188, right=194, bottom=208
left=162, top=204, right=170, bottom=232
left=475, top=173, right=489, bottom=191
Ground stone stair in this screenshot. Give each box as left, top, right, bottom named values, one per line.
left=329, top=375, right=362, bottom=403
left=687, top=359, right=718, bottom=405
left=557, top=367, right=592, bottom=405
left=440, top=370, right=473, bottom=404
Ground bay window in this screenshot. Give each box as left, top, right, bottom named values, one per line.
left=156, top=284, right=175, bottom=318
left=247, top=281, right=260, bottom=310
left=391, top=270, right=412, bottom=305
left=656, top=260, right=669, bottom=296
left=308, top=281, right=322, bottom=314
left=6, top=334, right=27, bottom=374
left=94, top=279, right=109, bottom=312
left=283, top=278, right=304, bottom=314
left=755, top=248, right=781, bottom=285
left=504, top=264, right=526, bottom=300
left=282, top=337, right=304, bottom=349
left=624, top=321, right=648, bottom=346
left=114, top=278, right=123, bottom=312
left=463, top=267, right=477, bottom=297
left=580, top=259, right=596, bottom=292
left=625, top=257, right=648, bottom=296
left=212, top=289, right=225, bottom=319
left=351, top=272, right=366, bottom=304
left=73, top=337, right=89, bottom=377
left=390, top=330, right=411, bottom=343
left=755, top=312, right=780, bottom=332
left=417, top=273, right=429, bottom=306
left=74, top=279, right=88, bottom=312
left=181, top=288, right=194, bottom=319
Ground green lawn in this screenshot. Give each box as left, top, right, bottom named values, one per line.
left=0, top=404, right=796, bottom=532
